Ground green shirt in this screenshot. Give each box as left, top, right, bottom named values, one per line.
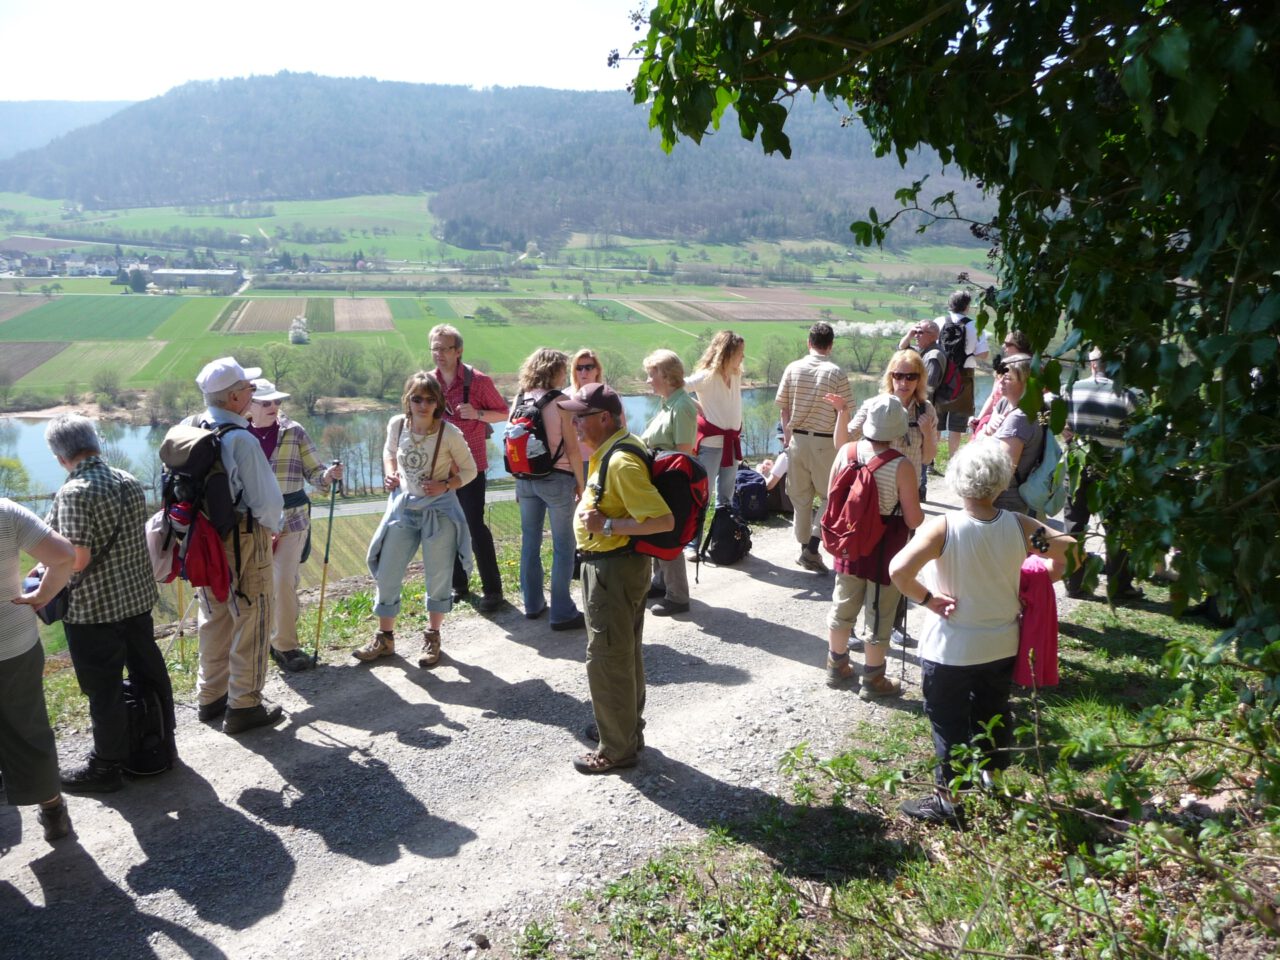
left=640, top=387, right=697, bottom=453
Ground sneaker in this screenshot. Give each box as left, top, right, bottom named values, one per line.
left=798, top=548, right=828, bottom=573
left=197, top=693, right=228, bottom=722
left=859, top=671, right=902, bottom=700
left=650, top=599, right=690, bottom=617
left=476, top=593, right=504, bottom=614
left=38, top=800, right=72, bottom=842
left=353, top=631, right=395, bottom=662
left=848, top=635, right=865, bottom=653
left=270, top=647, right=314, bottom=672
left=899, top=793, right=960, bottom=825
left=826, top=654, right=856, bottom=688
left=550, top=612, right=586, bottom=631
left=418, top=629, right=442, bottom=668
left=60, top=756, right=123, bottom=794
left=223, top=703, right=284, bottom=735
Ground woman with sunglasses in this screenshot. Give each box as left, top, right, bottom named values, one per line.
left=356, top=372, right=475, bottom=668
left=828, top=350, right=938, bottom=488
left=569, top=349, right=619, bottom=470
left=247, top=378, right=343, bottom=673
left=971, top=330, right=1032, bottom=436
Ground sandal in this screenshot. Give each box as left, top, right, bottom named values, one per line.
left=572, top=751, right=638, bottom=775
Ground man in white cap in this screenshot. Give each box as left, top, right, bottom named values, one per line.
left=189, top=357, right=285, bottom=734
left=246, top=378, right=343, bottom=673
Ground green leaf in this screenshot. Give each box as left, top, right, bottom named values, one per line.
left=1151, top=27, right=1191, bottom=79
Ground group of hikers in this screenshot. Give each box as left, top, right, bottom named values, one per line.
left=3, top=298, right=1143, bottom=841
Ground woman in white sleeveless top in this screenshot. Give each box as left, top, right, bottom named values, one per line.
left=889, top=440, right=1075, bottom=824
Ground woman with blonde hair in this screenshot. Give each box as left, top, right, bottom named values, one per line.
left=685, top=330, right=745, bottom=516
left=570, top=348, right=605, bottom=392
left=356, top=372, right=476, bottom=668
left=511, top=348, right=585, bottom=630
left=638, top=348, right=698, bottom=615
left=829, top=349, right=939, bottom=488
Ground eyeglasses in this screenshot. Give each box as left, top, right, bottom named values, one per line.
left=409, top=395, right=436, bottom=405
left=572, top=410, right=607, bottom=422
left=576, top=363, right=598, bottom=372
left=891, top=372, right=920, bottom=382
left=253, top=399, right=281, bottom=408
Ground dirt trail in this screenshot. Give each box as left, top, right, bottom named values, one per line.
left=1, top=494, right=962, bottom=959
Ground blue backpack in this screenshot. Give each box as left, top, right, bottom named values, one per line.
left=733, top=466, right=769, bottom=521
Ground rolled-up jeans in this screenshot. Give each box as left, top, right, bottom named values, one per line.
left=517, top=471, right=580, bottom=622
left=374, top=500, right=461, bottom=619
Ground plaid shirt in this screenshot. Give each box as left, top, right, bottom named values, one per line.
left=435, top=363, right=508, bottom=470
left=47, top=457, right=157, bottom=624
left=267, top=415, right=332, bottom=534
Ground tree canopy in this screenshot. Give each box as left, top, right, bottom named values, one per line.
left=632, top=0, right=1280, bottom=644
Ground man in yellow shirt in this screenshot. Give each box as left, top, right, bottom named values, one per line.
left=567, top=384, right=673, bottom=774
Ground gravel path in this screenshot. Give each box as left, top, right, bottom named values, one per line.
left=1, top=492, right=965, bottom=959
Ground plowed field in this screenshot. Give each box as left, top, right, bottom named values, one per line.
left=0, top=295, right=46, bottom=325
left=231, top=298, right=309, bottom=332
left=0, top=341, right=70, bottom=381
left=334, top=298, right=394, bottom=331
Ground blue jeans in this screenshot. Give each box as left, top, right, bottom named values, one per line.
left=374, top=503, right=461, bottom=618
left=697, top=445, right=737, bottom=511
left=517, top=471, right=579, bottom=622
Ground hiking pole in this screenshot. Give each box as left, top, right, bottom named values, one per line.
left=312, top=461, right=341, bottom=665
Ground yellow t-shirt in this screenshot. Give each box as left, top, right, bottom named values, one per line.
left=574, top=430, right=671, bottom=553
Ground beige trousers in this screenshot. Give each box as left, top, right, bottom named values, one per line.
left=270, top=528, right=308, bottom=652
left=787, top=432, right=838, bottom=544
left=197, top=519, right=274, bottom=710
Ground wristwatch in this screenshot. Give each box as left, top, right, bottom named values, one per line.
left=603, top=519, right=615, bottom=537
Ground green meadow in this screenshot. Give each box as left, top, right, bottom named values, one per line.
left=0, top=294, right=185, bottom=341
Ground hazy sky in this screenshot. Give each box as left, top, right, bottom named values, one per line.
left=0, top=0, right=645, bottom=101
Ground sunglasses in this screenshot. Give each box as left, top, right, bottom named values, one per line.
left=572, top=410, right=607, bottom=422
left=409, top=395, right=437, bottom=405
left=576, top=363, right=598, bottom=372
left=254, top=399, right=281, bottom=407
left=891, top=372, right=920, bottom=382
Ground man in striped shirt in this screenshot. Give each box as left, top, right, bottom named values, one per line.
left=776, top=322, right=853, bottom=573
left=1063, top=348, right=1142, bottom=599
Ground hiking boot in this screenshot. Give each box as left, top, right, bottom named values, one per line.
left=551, top=611, right=586, bottom=631
left=798, top=548, right=828, bottom=573
left=353, top=630, right=395, bottom=662
left=859, top=671, right=902, bottom=700
left=476, top=593, right=504, bottom=614
left=197, top=693, right=228, bottom=722
left=223, top=703, right=284, bottom=735
left=826, top=652, right=856, bottom=688
left=60, top=756, right=123, bottom=794
left=900, top=793, right=961, bottom=825
left=38, top=800, right=72, bottom=842
left=418, top=629, right=442, bottom=668
left=270, top=647, right=314, bottom=672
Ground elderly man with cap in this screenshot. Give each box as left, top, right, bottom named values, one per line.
left=246, top=378, right=343, bottom=673
left=189, top=357, right=285, bottom=734
left=567, top=383, right=673, bottom=775
left=1062, top=348, right=1143, bottom=600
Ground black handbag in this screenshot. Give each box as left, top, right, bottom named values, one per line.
left=36, top=486, right=126, bottom=626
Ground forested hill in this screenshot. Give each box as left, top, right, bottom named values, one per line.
left=0, top=101, right=134, bottom=160
left=0, top=72, right=986, bottom=248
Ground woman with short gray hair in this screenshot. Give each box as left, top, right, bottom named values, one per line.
left=889, top=440, right=1075, bottom=824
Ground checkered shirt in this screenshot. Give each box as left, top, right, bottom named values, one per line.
left=48, top=457, right=157, bottom=624
left=268, top=416, right=332, bottom=534
left=436, top=364, right=508, bottom=470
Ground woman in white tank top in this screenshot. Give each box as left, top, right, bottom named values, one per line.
left=888, top=440, right=1076, bottom=824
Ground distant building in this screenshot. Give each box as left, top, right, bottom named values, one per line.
left=20, top=257, right=53, bottom=277
left=151, top=268, right=243, bottom=293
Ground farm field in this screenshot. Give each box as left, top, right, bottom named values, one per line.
left=334, top=298, right=395, bottom=331
left=150, top=297, right=226, bottom=339
left=0, top=294, right=184, bottom=341
left=0, top=342, right=70, bottom=381
left=0, top=294, right=46, bottom=324
left=19, top=341, right=167, bottom=388
left=231, top=298, right=309, bottom=332
left=0, top=277, right=121, bottom=294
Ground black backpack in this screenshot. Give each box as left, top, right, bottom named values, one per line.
left=504, top=390, right=564, bottom=478
left=122, top=678, right=171, bottom=776
left=935, top=317, right=971, bottom=403
left=699, top=506, right=752, bottom=565
left=159, top=420, right=247, bottom=539
left=732, top=465, right=769, bottom=521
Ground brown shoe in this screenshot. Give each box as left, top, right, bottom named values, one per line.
left=826, top=653, right=856, bottom=688
left=859, top=671, right=902, bottom=700
left=353, top=630, right=394, bottom=662
left=418, top=629, right=441, bottom=668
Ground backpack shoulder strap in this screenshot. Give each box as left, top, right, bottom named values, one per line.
left=462, top=364, right=473, bottom=404
left=592, top=439, right=649, bottom=507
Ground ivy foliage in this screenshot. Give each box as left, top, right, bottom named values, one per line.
left=632, top=0, right=1280, bottom=653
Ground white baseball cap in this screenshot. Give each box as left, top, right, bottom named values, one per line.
left=251, top=378, right=290, bottom=402
left=196, top=356, right=262, bottom=393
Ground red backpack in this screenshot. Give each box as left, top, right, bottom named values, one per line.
left=179, top=513, right=232, bottom=603
left=820, top=448, right=903, bottom=563
left=593, top=441, right=710, bottom=561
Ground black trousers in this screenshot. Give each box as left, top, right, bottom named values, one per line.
left=921, top=656, right=1015, bottom=789
left=0, top=642, right=60, bottom=805
left=452, top=472, right=503, bottom=597
left=64, top=611, right=176, bottom=764
left=1064, top=467, right=1132, bottom=594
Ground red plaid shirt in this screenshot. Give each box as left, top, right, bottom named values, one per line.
left=434, top=363, right=508, bottom=470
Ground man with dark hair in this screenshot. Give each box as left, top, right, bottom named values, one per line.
left=1063, top=348, right=1143, bottom=600
left=776, top=322, right=852, bottom=573
left=566, top=383, right=673, bottom=775
left=934, top=291, right=990, bottom=456
left=429, top=324, right=510, bottom=613
left=43, top=414, right=176, bottom=791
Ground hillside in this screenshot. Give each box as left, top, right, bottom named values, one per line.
left=0, top=73, right=988, bottom=249
left=0, top=100, right=133, bottom=160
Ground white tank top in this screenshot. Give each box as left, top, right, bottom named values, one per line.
left=920, top=510, right=1025, bottom=666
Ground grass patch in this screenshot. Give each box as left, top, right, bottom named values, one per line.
left=0, top=295, right=183, bottom=341
left=210, top=298, right=244, bottom=332
left=305, top=297, right=335, bottom=332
